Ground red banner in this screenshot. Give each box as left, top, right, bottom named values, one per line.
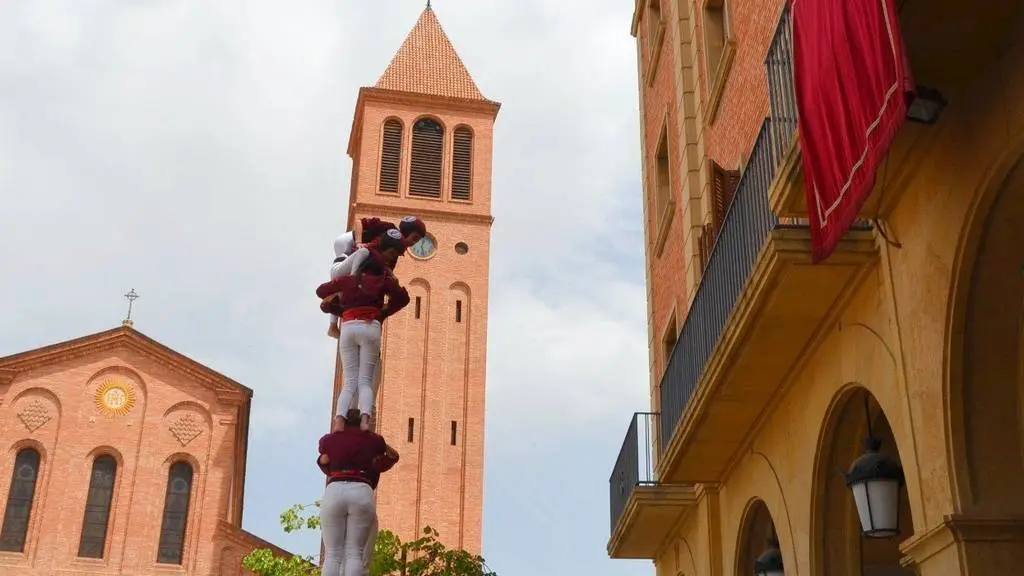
left=791, top=0, right=914, bottom=262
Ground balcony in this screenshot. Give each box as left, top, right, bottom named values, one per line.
left=608, top=413, right=695, bottom=559
left=657, top=120, right=877, bottom=484
left=764, top=4, right=937, bottom=220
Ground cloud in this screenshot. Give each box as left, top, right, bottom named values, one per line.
left=0, top=2, right=653, bottom=575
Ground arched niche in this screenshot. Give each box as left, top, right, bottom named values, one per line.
left=735, top=499, right=783, bottom=576
left=812, top=387, right=915, bottom=576
left=946, top=155, right=1024, bottom=516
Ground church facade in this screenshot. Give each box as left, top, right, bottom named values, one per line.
left=331, top=6, right=499, bottom=555
left=0, top=325, right=285, bottom=575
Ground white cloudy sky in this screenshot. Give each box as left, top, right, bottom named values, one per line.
left=0, top=2, right=651, bottom=574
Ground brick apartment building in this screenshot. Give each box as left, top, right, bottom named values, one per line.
left=609, top=0, right=1024, bottom=574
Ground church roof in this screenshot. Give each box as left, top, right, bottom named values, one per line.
left=0, top=325, right=253, bottom=398
left=373, top=6, right=489, bottom=101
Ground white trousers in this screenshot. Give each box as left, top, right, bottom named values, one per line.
left=320, top=481, right=375, bottom=576
left=338, top=319, right=381, bottom=417
left=362, top=515, right=378, bottom=569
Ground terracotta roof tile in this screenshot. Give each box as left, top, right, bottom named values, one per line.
left=374, top=7, right=488, bottom=101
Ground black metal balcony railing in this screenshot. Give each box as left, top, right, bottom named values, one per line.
left=660, top=121, right=786, bottom=452
left=766, top=3, right=798, bottom=159
left=609, top=412, right=659, bottom=534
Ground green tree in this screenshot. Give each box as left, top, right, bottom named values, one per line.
left=242, top=502, right=496, bottom=576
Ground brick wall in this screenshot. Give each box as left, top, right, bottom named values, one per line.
left=635, top=0, right=788, bottom=398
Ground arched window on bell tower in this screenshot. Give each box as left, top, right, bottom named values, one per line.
left=409, top=117, right=444, bottom=198
left=451, top=125, right=474, bottom=201
left=379, top=119, right=403, bottom=194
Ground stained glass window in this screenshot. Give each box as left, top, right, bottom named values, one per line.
left=156, top=461, right=193, bottom=564
left=0, top=448, right=41, bottom=552
left=77, top=455, right=117, bottom=558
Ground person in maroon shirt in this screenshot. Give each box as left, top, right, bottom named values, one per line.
left=316, top=229, right=410, bottom=432
left=317, top=409, right=399, bottom=576
left=327, top=216, right=426, bottom=339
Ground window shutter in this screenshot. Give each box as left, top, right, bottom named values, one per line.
left=710, top=162, right=741, bottom=231
left=378, top=120, right=403, bottom=194
left=451, top=127, right=473, bottom=201
left=409, top=118, right=444, bottom=198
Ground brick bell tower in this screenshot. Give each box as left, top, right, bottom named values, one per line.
left=333, top=5, right=499, bottom=554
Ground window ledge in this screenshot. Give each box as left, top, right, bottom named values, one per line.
left=645, top=23, right=666, bottom=87
left=704, top=41, right=737, bottom=125
left=653, top=199, right=677, bottom=258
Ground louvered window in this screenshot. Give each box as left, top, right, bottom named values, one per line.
left=156, top=462, right=193, bottom=565
left=451, top=127, right=473, bottom=201
left=379, top=120, right=403, bottom=194
left=0, top=448, right=40, bottom=552
left=409, top=118, right=444, bottom=198
left=77, top=455, right=117, bottom=558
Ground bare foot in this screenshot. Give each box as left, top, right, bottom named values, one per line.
left=333, top=416, right=345, bottom=432
left=360, top=413, right=371, bottom=431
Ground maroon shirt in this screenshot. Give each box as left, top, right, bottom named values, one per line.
left=317, top=428, right=399, bottom=487
left=316, top=258, right=410, bottom=321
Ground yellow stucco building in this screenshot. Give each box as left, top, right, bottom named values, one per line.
left=609, top=0, right=1024, bottom=574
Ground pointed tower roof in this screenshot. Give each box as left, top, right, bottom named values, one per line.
left=373, top=6, right=489, bottom=101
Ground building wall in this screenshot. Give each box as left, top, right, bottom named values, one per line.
left=636, top=0, right=688, bottom=395
left=0, top=341, right=251, bottom=575
left=633, top=0, right=1024, bottom=573
left=342, top=94, right=494, bottom=555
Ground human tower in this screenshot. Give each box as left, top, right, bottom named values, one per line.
left=313, top=215, right=427, bottom=576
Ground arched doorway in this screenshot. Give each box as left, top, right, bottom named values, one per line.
left=813, top=387, right=915, bottom=576
left=735, top=499, right=784, bottom=576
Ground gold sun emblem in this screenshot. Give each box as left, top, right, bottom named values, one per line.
left=94, top=379, right=136, bottom=418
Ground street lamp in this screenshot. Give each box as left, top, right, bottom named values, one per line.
left=753, top=528, right=784, bottom=576
left=906, top=85, right=947, bottom=125
left=844, top=396, right=905, bottom=538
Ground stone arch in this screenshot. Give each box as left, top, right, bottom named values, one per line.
left=945, top=146, right=1024, bottom=516
left=163, top=401, right=212, bottom=450
left=85, top=365, right=148, bottom=397
left=735, top=498, right=782, bottom=576
left=84, top=445, right=125, bottom=468
left=811, top=386, right=915, bottom=575
left=9, top=387, right=62, bottom=436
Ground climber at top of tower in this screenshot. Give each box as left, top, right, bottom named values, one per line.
left=316, top=228, right=411, bottom=432
left=326, top=215, right=426, bottom=338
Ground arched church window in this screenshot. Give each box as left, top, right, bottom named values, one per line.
left=156, top=461, right=194, bottom=565
left=409, top=117, right=444, bottom=198
left=0, top=448, right=41, bottom=552
left=379, top=119, right=403, bottom=194
left=451, top=126, right=473, bottom=201
left=77, top=454, right=117, bottom=558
